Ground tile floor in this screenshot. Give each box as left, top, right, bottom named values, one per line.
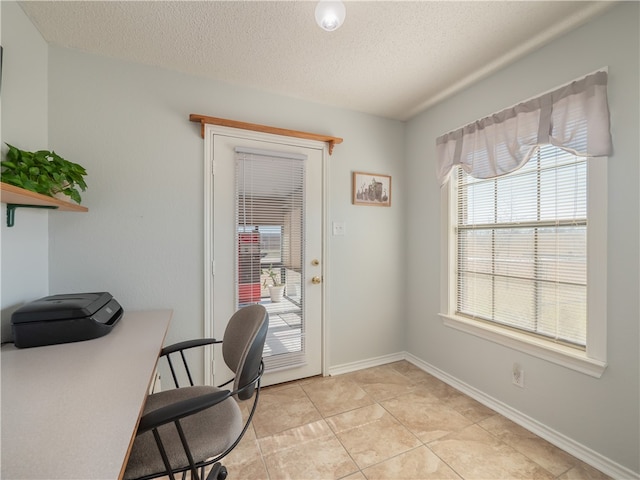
left=221, top=361, right=611, bottom=480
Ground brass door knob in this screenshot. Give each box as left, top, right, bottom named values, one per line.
left=311, top=276, right=322, bottom=284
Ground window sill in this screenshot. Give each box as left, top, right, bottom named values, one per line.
left=439, top=313, right=607, bottom=378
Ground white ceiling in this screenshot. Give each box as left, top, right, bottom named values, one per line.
left=19, top=1, right=614, bottom=121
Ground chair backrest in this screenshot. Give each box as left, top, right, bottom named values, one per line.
left=222, top=304, right=268, bottom=400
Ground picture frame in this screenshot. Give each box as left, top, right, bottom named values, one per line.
left=352, top=171, right=391, bottom=207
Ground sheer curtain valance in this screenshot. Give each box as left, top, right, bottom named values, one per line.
left=436, top=70, right=613, bottom=185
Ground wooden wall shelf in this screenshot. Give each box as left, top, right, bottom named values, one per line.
left=1, top=182, right=88, bottom=226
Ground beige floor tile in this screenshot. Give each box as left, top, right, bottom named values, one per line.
left=479, top=414, right=578, bottom=476
left=224, top=429, right=261, bottom=465
left=223, top=457, right=269, bottom=480
left=326, top=403, right=389, bottom=432
left=389, top=360, right=434, bottom=383
left=344, top=364, right=417, bottom=401
left=340, top=472, right=367, bottom=480
left=258, top=419, right=334, bottom=455
left=294, top=374, right=325, bottom=386
left=260, top=380, right=305, bottom=395
left=397, top=381, right=442, bottom=404
left=429, top=424, right=555, bottom=479
left=302, top=375, right=375, bottom=417
left=327, top=404, right=422, bottom=469
left=445, top=393, right=496, bottom=423
left=411, top=373, right=460, bottom=397
left=557, top=460, right=613, bottom=479
left=362, top=445, right=462, bottom=480
left=226, top=365, right=610, bottom=480
left=252, top=384, right=322, bottom=438
left=263, top=435, right=358, bottom=480
left=381, top=392, right=474, bottom=443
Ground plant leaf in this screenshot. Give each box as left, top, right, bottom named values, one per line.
left=2, top=145, right=87, bottom=201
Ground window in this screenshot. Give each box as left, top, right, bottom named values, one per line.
left=437, top=71, right=610, bottom=376
left=456, top=145, right=588, bottom=346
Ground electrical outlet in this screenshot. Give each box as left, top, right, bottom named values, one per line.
left=512, top=363, right=525, bottom=388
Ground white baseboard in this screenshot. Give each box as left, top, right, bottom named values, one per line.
left=329, top=351, right=639, bottom=480
left=327, top=352, right=405, bottom=376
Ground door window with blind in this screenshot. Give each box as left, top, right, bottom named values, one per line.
left=437, top=71, right=611, bottom=376
left=235, top=148, right=306, bottom=372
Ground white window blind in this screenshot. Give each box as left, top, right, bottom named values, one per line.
left=455, top=145, right=587, bottom=347
left=235, top=148, right=307, bottom=371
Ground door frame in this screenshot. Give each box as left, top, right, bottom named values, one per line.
left=202, top=123, right=329, bottom=386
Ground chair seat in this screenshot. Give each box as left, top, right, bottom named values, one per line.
left=124, top=386, right=243, bottom=480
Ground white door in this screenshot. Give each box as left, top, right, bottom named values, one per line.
left=204, top=126, right=324, bottom=387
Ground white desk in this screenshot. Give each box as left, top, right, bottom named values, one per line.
left=1, top=309, right=172, bottom=480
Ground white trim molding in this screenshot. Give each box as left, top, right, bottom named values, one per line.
left=203, top=123, right=329, bottom=385
left=327, top=352, right=405, bottom=376
left=440, top=313, right=606, bottom=378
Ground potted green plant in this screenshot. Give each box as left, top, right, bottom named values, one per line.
left=1, top=143, right=88, bottom=204
left=262, top=264, right=285, bottom=302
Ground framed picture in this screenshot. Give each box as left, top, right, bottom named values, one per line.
left=352, top=171, right=391, bottom=207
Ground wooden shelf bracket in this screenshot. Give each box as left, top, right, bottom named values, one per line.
left=189, top=114, right=343, bottom=155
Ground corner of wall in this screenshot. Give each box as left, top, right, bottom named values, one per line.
left=1, top=1, right=50, bottom=341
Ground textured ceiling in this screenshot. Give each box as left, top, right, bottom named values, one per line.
left=19, top=1, right=614, bottom=121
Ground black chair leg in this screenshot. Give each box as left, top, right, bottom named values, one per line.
left=206, top=463, right=227, bottom=480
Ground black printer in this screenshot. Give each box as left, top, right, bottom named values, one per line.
left=11, top=292, right=123, bottom=348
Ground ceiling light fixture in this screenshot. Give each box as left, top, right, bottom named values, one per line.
left=315, top=1, right=346, bottom=32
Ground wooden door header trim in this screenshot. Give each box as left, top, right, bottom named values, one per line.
left=189, top=114, right=343, bottom=155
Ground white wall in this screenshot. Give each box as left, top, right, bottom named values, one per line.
left=43, top=42, right=406, bottom=374
left=405, top=2, right=639, bottom=475
left=4, top=1, right=638, bottom=475
left=0, top=2, right=49, bottom=342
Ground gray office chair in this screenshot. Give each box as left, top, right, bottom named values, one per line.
left=124, top=304, right=269, bottom=480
